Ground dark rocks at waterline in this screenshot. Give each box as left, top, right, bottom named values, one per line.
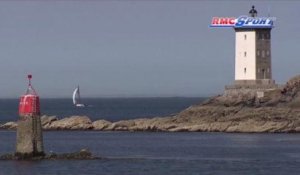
left=0, top=149, right=100, bottom=160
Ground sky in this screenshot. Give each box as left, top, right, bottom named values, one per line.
left=0, top=0, right=299, bottom=98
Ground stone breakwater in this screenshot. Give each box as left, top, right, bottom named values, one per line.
left=2, top=75, right=300, bottom=133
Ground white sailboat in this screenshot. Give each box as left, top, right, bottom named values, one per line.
left=72, top=86, right=85, bottom=107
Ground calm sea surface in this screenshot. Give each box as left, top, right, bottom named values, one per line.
left=0, top=131, right=299, bottom=175
left=0, top=97, right=206, bottom=122
left=0, top=98, right=299, bottom=174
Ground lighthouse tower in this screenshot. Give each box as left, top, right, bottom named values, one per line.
left=234, top=6, right=274, bottom=86
left=16, top=75, right=44, bottom=158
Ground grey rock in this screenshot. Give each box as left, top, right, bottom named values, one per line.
left=41, top=115, right=58, bottom=129
left=0, top=122, right=17, bottom=130
left=92, top=120, right=112, bottom=130
left=47, top=116, right=93, bottom=130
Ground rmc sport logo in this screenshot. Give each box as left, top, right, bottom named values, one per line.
left=210, top=16, right=275, bottom=28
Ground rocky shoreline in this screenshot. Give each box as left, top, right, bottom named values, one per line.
left=1, top=76, right=300, bottom=133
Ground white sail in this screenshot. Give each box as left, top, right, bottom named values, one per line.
left=72, top=87, right=78, bottom=105
left=72, top=86, right=85, bottom=107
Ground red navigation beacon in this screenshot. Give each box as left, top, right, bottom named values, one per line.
left=19, top=75, right=40, bottom=117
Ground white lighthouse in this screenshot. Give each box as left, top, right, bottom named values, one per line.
left=234, top=6, right=275, bottom=86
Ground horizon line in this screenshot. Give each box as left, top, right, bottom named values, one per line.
left=0, top=96, right=212, bottom=99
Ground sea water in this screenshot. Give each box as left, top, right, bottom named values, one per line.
left=0, top=97, right=205, bottom=122
left=0, top=98, right=299, bottom=174
left=0, top=131, right=300, bottom=175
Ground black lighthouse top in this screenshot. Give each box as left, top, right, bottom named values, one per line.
left=249, top=5, right=257, bottom=17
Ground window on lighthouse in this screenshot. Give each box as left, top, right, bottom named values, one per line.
left=264, top=33, right=268, bottom=40
left=244, top=68, right=247, bottom=74
left=244, top=34, right=247, bottom=40
left=262, top=50, right=265, bottom=58
left=244, top=52, right=247, bottom=57
left=258, top=33, right=262, bottom=40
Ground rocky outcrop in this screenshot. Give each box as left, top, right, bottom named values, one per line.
left=0, top=122, right=17, bottom=130
left=0, top=116, right=58, bottom=130
left=171, top=106, right=300, bottom=132
left=103, top=116, right=178, bottom=131
left=94, top=75, right=300, bottom=133
left=41, top=115, right=58, bottom=129
left=279, top=75, right=300, bottom=107
left=44, top=116, right=93, bottom=130
left=92, top=120, right=112, bottom=130
left=0, top=116, right=94, bottom=130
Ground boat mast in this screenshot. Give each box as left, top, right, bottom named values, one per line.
left=77, top=85, right=81, bottom=104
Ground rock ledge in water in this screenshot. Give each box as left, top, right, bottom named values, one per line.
left=0, top=149, right=99, bottom=160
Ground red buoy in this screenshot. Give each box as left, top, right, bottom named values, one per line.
left=19, top=75, right=40, bottom=117
left=16, top=74, right=44, bottom=156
